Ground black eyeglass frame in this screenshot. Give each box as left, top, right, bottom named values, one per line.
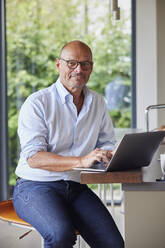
left=59, top=58, right=93, bottom=71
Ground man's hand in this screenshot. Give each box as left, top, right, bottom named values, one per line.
left=78, top=148, right=113, bottom=168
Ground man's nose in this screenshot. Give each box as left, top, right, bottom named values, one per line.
left=75, top=63, right=83, bottom=72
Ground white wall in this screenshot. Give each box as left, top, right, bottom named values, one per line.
left=157, top=0, right=165, bottom=125
left=125, top=191, right=165, bottom=248
left=136, top=0, right=158, bottom=130
left=136, top=0, right=165, bottom=131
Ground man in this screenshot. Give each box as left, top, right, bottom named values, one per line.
left=13, top=40, right=124, bottom=248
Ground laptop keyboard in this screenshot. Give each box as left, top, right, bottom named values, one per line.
left=91, top=161, right=108, bottom=169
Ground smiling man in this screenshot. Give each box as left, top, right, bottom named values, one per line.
left=13, top=40, right=124, bottom=248
left=57, top=41, right=93, bottom=90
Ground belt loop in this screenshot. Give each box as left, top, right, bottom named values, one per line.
left=65, top=181, right=70, bottom=191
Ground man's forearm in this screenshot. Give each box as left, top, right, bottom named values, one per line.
left=27, top=148, right=112, bottom=172
left=27, top=151, right=81, bottom=172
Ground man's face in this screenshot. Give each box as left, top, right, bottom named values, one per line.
left=56, top=44, right=93, bottom=92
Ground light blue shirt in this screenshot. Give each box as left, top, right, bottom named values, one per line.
left=15, top=79, right=116, bottom=182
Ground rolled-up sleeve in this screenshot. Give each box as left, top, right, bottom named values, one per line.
left=18, top=97, right=48, bottom=159
left=96, top=97, right=116, bottom=150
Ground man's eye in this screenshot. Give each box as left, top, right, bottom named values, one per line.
left=68, top=61, right=77, bottom=66
left=83, top=62, right=90, bottom=67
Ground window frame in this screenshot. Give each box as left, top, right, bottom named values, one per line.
left=131, top=0, right=137, bottom=128
left=0, top=0, right=9, bottom=201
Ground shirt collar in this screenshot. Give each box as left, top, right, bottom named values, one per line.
left=82, top=86, right=93, bottom=111
left=55, top=78, right=71, bottom=104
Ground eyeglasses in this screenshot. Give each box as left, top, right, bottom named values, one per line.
left=59, top=58, right=93, bottom=71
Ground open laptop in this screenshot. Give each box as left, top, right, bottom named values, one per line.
left=74, top=131, right=165, bottom=172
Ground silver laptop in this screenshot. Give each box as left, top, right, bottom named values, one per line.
left=74, top=131, right=165, bottom=172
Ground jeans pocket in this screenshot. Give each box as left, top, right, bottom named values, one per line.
left=14, top=179, right=31, bottom=203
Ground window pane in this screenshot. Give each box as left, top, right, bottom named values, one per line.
left=6, top=0, right=131, bottom=187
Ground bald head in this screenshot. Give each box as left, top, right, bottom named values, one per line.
left=59, top=40, right=93, bottom=61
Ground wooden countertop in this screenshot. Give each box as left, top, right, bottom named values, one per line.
left=80, top=169, right=142, bottom=184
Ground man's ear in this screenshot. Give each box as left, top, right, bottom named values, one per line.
left=56, top=58, right=60, bottom=72
left=91, top=64, right=93, bottom=73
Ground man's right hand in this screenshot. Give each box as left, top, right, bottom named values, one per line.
left=78, top=148, right=113, bottom=168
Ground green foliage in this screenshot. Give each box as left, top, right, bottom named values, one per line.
left=110, top=110, right=131, bottom=128
left=6, top=0, right=131, bottom=185
left=88, top=183, right=121, bottom=191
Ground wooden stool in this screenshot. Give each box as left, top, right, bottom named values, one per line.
left=0, top=200, right=34, bottom=239
left=0, top=199, right=80, bottom=247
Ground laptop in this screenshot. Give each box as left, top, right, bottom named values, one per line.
left=74, top=131, right=165, bottom=172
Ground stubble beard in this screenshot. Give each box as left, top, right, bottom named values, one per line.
left=69, top=73, right=88, bottom=89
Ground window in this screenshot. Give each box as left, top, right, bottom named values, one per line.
left=6, top=0, right=132, bottom=188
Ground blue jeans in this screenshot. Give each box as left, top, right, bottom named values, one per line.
left=13, top=179, right=124, bottom=248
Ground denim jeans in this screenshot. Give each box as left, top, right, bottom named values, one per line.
left=13, top=179, right=124, bottom=248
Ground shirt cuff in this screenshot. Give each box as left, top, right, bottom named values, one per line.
left=21, top=147, right=47, bottom=160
